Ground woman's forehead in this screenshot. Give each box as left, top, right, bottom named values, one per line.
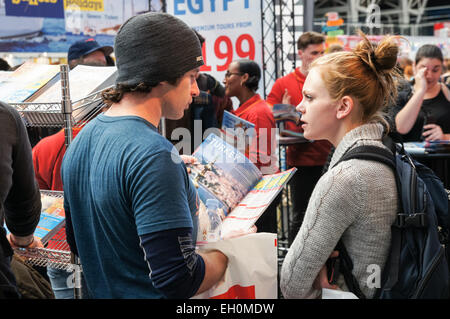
left=417, top=57, right=442, bottom=67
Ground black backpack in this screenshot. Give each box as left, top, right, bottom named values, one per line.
left=332, top=136, right=449, bottom=299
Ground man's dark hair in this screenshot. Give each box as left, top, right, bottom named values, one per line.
left=297, top=31, right=325, bottom=51
left=101, top=76, right=181, bottom=105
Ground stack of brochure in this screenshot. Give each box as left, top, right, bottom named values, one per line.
left=0, top=61, right=60, bottom=103
left=4, top=192, right=65, bottom=245
left=404, top=141, right=450, bottom=155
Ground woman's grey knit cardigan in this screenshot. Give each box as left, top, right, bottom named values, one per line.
left=280, top=123, right=398, bottom=299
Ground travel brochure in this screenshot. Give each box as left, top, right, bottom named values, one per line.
left=4, top=191, right=65, bottom=245
left=0, top=61, right=60, bottom=103
left=188, top=133, right=296, bottom=241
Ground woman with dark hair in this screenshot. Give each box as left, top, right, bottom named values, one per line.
left=222, top=59, right=277, bottom=173
left=223, top=59, right=278, bottom=233
left=393, top=44, right=450, bottom=142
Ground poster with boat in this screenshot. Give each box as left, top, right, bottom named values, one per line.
left=0, top=0, right=158, bottom=53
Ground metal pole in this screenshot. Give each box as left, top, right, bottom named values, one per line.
left=273, top=0, right=279, bottom=79
left=261, top=0, right=267, bottom=98
left=60, top=64, right=83, bottom=299
left=60, top=64, right=73, bottom=149
left=278, top=0, right=285, bottom=77
left=291, top=0, right=296, bottom=70
left=303, top=0, right=314, bottom=32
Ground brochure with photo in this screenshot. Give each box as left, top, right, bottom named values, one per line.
left=187, top=133, right=296, bottom=242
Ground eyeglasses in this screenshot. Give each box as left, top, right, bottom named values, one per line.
left=225, top=72, right=244, bottom=78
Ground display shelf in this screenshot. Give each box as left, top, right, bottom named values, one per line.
left=9, top=65, right=89, bottom=297
left=9, top=87, right=109, bottom=128
left=14, top=229, right=72, bottom=271
left=9, top=102, right=64, bottom=127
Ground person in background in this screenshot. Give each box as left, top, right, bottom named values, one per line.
left=403, top=64, right=414, bottom=81
left=281, top=33, right=399, bottom=299
left=442, top=58, right=450, bottom=86
left=327, top=43, right=344, bottom=53
left=266, top=31, right=332, bottom=245
left=67, top=38, right=113, bottom=70
left=222, top=59, right=278, bottom=233
left=397, top=55, right=412, bottom=76
left=165, top=31, right=232, bottom=154
left=1, top=101, right=43, bottom=298
left=61, top=12, right=229, bottom=298
left=390, top=45, right=450, bottom=188
left=396, top=56, right=413, bottom=81
left=392, top=44, right=450, bottom=142
left=191, top=31, right=232, bottom=140
left=28, top=39, right=114, bottom=150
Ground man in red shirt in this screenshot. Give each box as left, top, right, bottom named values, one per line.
left=267, top=32, right=332, bottom=245
left=32, top=128, right=81, bottom=192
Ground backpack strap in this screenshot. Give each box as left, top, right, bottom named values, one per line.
left=335, top=145, right=395, bottom=170
left=334, top=240, right=367, bottom=299
left=332, top=144, right=397, bottom=299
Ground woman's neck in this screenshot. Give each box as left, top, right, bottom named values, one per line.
left=237, top=90, right=256, bottom=105
left=330, top=120, right=362, bottom=148
left=423, top=81, right=441, bottom=99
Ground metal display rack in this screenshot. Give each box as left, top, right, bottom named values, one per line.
left=10, top=64, right=107, bottom=298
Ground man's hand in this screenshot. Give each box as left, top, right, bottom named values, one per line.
left=282, top=89, right=292, bottom=105
left=181, top=155, right=198, bottom=173
left=7, top=233, right=44, bottom=249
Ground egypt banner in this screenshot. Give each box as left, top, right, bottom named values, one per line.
left=166, top=0, right=263, bottom=95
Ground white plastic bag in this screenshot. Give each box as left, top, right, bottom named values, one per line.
left=192, top=232, right=278, bottom=299
left=322, top=288, right=359, bottom=299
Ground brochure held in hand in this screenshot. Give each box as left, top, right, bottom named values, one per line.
left=187, top=133, right=296, bottom=244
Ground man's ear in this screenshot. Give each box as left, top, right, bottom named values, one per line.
left=150, top=81, right=171, bottom=97
left=336, top=96, right=354, bottom=120
left=298, top=49, right=304, bottom=60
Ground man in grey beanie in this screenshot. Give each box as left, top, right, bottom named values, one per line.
left=61, top=12, right=228, bottom=298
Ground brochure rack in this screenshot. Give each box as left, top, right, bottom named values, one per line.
left=14, top=190, right=71, bottom=271
left=9, top=88, right=106, bottom=128
left=10, top=64, right=107, bottom=298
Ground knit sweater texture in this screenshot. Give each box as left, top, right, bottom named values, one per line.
left=280, top=123, right=398, bottom=299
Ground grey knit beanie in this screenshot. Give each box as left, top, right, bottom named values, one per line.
left=114, top=12, right=204, bottom=86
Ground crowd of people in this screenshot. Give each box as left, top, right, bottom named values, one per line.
left=0, top=11, right=449, bottom=299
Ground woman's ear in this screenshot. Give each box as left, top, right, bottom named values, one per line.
left=240, top=73, right=249, bottom=86
left=336, top=96, right=354, bottom=120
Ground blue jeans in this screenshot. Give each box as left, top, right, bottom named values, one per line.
left=47, top=267, right=90, bottom=299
